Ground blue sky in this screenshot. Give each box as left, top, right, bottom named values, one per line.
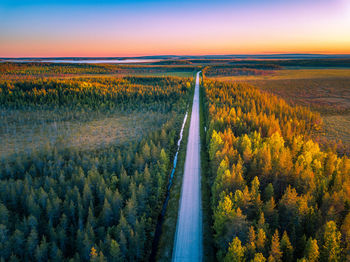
left=1, top=0, right=349, bottom=57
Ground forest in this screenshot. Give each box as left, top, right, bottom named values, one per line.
left=1, top=59, right=350, bottom=261
left=1, top=0, right=350, bottom=259
left=202, top=79, right=350, bottom=261
left=202, top=67, right=274, bottom=78
left=0, top=62, right=197, bottom=78
left=0, top=74, right=193, bottom=261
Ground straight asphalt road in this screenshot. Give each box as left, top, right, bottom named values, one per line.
left=172, top=71, right=203, bottom=262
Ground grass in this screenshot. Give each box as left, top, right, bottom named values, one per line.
left=0, top=109, right=170, bottom=159
left=322, top=114, right=350, bottom=145
left=212, top=68, right=350, bottom=81
left=245, top=78, right=350, bottom=115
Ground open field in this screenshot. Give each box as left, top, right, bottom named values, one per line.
left=0, top=109, right=170, bottom=159
left=322, top=114, right=350, bottom=145
left=209, top=68, right=350, bottom=153
left=245, top=78, right=350, bottom=114
left=211, top=68, right=350, bottom=81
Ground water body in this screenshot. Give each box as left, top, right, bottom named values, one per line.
left=150, top=111, right=188, bottom=261
left=0, top=59, right=160, bottom=64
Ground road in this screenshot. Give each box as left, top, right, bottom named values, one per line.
left=172, top=71, right=203, bottom=262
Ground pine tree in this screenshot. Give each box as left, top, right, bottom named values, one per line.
left=118, top=230, right=128, bottom=260
left=263, top=197, right=278, bottom=229
left=246, top=226, right=256, bottom=259
left=280, top=231, right=293, bottom=262
left=321, top=221, right=341, bottom=262
left=8, top=254, right=19, bottom=262
left=224, top=237, right=246, bottom=262
left=49, top=242, right=63, bottom=262
left=251, top=253, right=266, bottom=262
left=264, top=183, right=274, bottom=201
left=26, top=229, right=38, bottom=259
left=100, top=199, right=113, bottom=227
left=160, top=148, right=169, bottom=174
left=269, top=230, right=282, bottom=262
left=97, top=251, right=106, bottom=262
left=0, top=224, right=9, bottom=260
left=251, top=177, right=260, bottom=200
left=125, top=195, right=137, bottom=227
left=0, top=204, right=9, bottom=225
left=142, top=143, right=151, bottom=162
left=82, top=232, right=93, bottom=261
left=256, top=228, right=266, bottom=254
left=209, top=130, right=223, bottom=160
left=35, top=236, right=49, bottom=262
left=340, top=212, right=350, bottom=261
left=304, top=237, right=319, bottom=262
left=109, top=239, right=121, bottom=261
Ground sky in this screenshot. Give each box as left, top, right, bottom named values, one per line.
left=0, top=0, right=350, bottom=57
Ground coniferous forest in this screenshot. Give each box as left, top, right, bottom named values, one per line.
left=203, top=79, right=350, bottom=261
left=0, top=74, right=192, bottom=261
left=1, top=61, right=350, bottom=262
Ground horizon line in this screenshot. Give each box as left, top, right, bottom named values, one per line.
left=2, top=53, right=350, bottom=59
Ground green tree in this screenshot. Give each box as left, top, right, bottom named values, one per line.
left=35, top=236, right=49, bottom=262
left=246, top=226, right=257, bottom=259
left=280, top=231, right=293, bottom=262
left=251, top=177, right=260, bottom=199
left=0, top=204, right=9, bottom=225
left=321, top=221, right=341, bottom=262
left=159, top=149, right=169, bottom=173
left=109, top=239, right=121, bottom=261
left=11, top=230, right=24, bottom=259
left=224, top=237, right=246, bottom=262
left=100, top=199, right=113, bottom=226
left=264, top=183, right=274, bottom=202
left=26, top=229, right=38, bottom=259
left=340, top=212, right=350, bottom=261
left=142, top=142, right=151, bottom=162
left=304, top=237, right=319, bottom=262
left=209, top=130, right=223, bottom=160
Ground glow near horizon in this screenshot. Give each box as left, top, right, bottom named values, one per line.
left=0, top=0, right=349, bottom=57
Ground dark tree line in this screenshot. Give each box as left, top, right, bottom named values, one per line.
left=0, top=62, right=197, bottom=78
left=0, top=76, right=192, bottom=112
left=202, top=66, right=275, bottom=77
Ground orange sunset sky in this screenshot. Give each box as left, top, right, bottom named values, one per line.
left=0, top=0, right=350, bottom=57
